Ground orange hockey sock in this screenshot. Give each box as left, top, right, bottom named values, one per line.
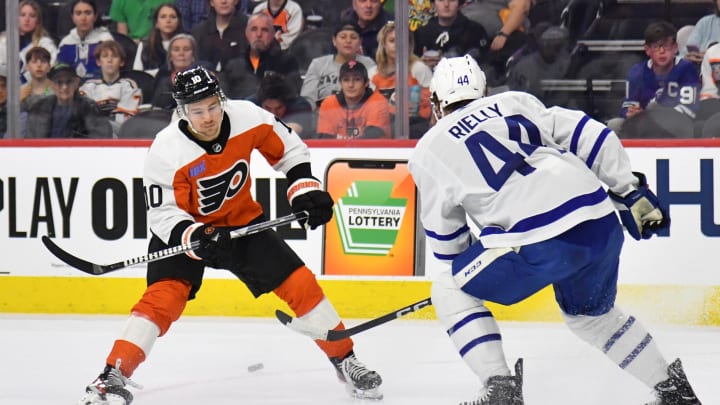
left=274, top=267, right=353, bottom=358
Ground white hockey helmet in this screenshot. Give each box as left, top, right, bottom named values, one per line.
left=430, top=55, right=486, bottom=118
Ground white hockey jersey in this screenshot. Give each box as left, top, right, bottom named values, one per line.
left=144, top=99, right=310, bottom=245
left=408, top=91, right=638, bottom=263
left=80, top=77, right=142, bottom=134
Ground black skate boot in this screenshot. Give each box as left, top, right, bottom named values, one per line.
left=646, top=358, right=702, bottom=405
left=77, top=361, right=141, bottom=405
left=460, top=358, right=524, bottom=405
left=331, top=350, right=383, bottom=400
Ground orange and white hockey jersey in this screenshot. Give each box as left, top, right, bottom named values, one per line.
left=253, top=0, right=303, bottom=50
left=143, top=99, right=311, bottom=244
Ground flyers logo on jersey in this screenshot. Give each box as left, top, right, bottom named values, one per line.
left=197, top=160, right=249, bottom=214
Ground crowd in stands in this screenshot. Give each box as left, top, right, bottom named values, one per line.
left=0, top=0, right=718, bottom=139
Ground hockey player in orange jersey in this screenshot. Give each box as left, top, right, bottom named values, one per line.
left=76, top=65, right=383, bottom=405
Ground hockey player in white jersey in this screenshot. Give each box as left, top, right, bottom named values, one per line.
left=408, top=55, right=702, bottom=405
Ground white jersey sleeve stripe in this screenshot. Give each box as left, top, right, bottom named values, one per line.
left=586, top=128, right=612, bottom=168
left=479, top=186, right=608, bottom=237
left=569, top=115, right=590, bottom=154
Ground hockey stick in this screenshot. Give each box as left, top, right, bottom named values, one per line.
left=41, top=211, right=308, bottom=276
left=275, top=297, right=432, bottom=341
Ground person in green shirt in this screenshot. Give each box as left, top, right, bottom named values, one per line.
left=110, top=0, right=176, bottom=41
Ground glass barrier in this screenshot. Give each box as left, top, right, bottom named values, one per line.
left=0, top=0, right=716, bottom=140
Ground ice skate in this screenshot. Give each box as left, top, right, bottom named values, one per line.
left=77, top=361, right=141, bottom=405
left=460, top=358, right=524, bottom=405
left=646, top=358, right=702, bottom=405
left=331, top=351, right=383, bottom=400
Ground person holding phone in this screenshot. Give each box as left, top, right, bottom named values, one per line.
left=408, top=55, right=702, bottom=404
left=75, top=66, right=383, bottom=405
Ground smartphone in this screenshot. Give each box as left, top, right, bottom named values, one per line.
left=687, top=45, right=700, bottom=53
left=322, top=159, right=421, bottom=276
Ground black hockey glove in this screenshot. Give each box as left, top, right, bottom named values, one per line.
left=608, top=172, right=670, bottom=240
left=287, top=177, right=334, bottom=230
left=190, top=224, right=234, bottom=268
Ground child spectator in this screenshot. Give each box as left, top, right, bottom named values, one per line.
left=133, top=3, right=185, bottom=77
left=316, top=60, right=391, bottom=139
left=253, top=0, right=303, bottom=50
left=23, top=63, right=113, bottom=138
left=20, top=46, right=54, bottom=105
left=56, top=0, right=115, bottom=79
left=80, top=41, right=142, bottom=136
left=301, top=21, right=376, bottom=109
left=255, top=73, right=313, bottom=138
left=109, top=0, right=171, bottom=41
left=0, top=0, right=58, bottom=84
left=609, top=21, right=700, bottom=139
left=368, top=21, right=432, bottom=138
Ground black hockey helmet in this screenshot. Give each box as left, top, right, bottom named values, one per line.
left=172, top=66, right=223, bottom=106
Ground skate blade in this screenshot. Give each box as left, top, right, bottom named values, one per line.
left=345, top=384, right=384, bottom=401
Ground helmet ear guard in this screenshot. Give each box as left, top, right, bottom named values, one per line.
left=429, top=55, right=487, bottom=118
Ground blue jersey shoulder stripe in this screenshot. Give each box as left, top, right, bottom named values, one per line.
left=425, top=224, right=470, bottom=241
left=570, top=115, right=590, bottom=154
left=586, top=127, right=611, bottom=168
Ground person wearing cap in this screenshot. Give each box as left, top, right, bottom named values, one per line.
left=22, top=63, right=112, bottom=138
left=316, top=60, right=391, bottom=139
left=300, top=21, right=376, bottom=109
left=340, top=0, right=393, bottom=58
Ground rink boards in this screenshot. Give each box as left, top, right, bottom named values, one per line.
left=0, top=139, right=719, bottom=326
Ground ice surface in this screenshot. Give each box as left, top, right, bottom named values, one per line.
left=0, top=315, right=717, bottom=404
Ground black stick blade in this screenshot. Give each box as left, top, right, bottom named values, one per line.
left=41, top=236, right=106, bottom=275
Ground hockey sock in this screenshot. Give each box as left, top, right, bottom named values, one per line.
left=131, top=279, right=191, bottom=335
left=273, top=266, right=353, bottom=358
left=563, top=306, right=669, bottom=388
left=432, top=270, right=509, bottom=383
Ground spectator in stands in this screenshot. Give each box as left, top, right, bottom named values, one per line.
left=691, top=42, right=720, bottom=137
left=0, top=0, right=58, bottom=84
left=301, top=21, right=377, bottom=109
left=133, top=3, right=185, bottom=77
left=609, top=21, right=700, bottom=139
left=506, top=25, right=572, bottom=101
left=463, top=0, right=532, bottom=81
left=0, top=68, right=6, bottom=138
left=81, top=41, right=142, bottom=136
left=368, top=21, right=432, bottom=138
left=110, top=0, right=170, bottom=42
left=192, top=0, right=249, bottom=72
left=413, top=0, right=489, bottom=70
left=57, top=0, right=114, bottom=79
left=255, top=72, right=314, bottom=137
left=151, top=33, right=213, bottom=110
left=221, top=12, right=301, bottom=99
left=316, top=60, right=391, bottom=139
left=253, top=0, right=303, bottom=50
left=20, top=46, right=54, bottom=105
left=23, top=63, right=113, bottom=138
left=340, top=0, right=393, bottom=58
left=682, top=0, right=720, bottom=64
left=176, top=0, right=249, bottom=31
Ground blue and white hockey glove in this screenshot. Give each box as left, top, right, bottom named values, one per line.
left=287, top=177, right=334, bottom=230
left=608, top=172, right=670, bottom=240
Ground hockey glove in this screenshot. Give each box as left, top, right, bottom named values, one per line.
left=608, top=172, right=670, bottom=240
left=188, top=224, right=234, bottom=268
left=287, top=177, right=334, bottom=230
